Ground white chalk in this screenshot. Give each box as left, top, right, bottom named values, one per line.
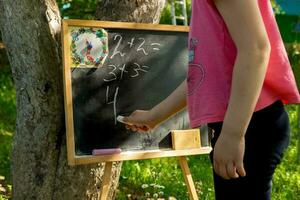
left=117, top=115, right=132, bottom=125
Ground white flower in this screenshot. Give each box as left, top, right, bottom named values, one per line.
left=158, top=185, right=165, bottom=189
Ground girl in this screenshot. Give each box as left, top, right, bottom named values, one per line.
left=123, top=0, right=300, bottom=199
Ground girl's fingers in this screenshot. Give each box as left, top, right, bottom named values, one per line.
left=236, top=161, right=246, bottom=177
left=140, top=125, right=149, bottom=132
left=136, top=125, right=149, bottom=133
left=125, top=124, right=131, bottom=130
left=131, top=125, right=138, bottom=132
left=226, top=162, right=239, bottom=179
left=213, top=161, right=221, bottom=178
left=122, top=116, right=132, bottom=124
left=125, top=124, right=150, bottom=133
left=214, top=157, right=229, bottom=179
left=219, top=164, right=230, bottom=179
left=123, top=113, right=151, bottom=133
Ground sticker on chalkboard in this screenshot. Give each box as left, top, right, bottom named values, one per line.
left=70, top=27, right=108, bottom=68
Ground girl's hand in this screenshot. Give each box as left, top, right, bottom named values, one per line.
left=213, top=133, right=246, bottom=179
left=123, top=110, right=159, bottom=133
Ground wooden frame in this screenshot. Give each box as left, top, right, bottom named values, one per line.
left=62, top=19, right=211, bottom=166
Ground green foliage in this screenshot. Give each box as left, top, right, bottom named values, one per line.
left=57, top=0, right=192, bottom=24
left=0, top=50, right=14, bottom=199
left=286, top=44, right=300, bottom=89
left=276, top=15, right=300, bottom=44
left=0, top=132, right=12, bottom=184
left=273, top=146, right=300, bottom=200
left=0, top=69, right=16, bottom=126
left=160, top=0, right=192, bottom=25
left=271, top=0, right=285, bottom=15
left=272, top=105, right=300, bottom=200
left=0, top=50, right=15, bottom=184
left=0, top=180, right=12, bottom=200
left=57, top=0, right=98, bottom=19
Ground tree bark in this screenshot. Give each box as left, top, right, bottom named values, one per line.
left=0, top=0, right=165, bottom=199
left=95, top=0, right=166, bottom=23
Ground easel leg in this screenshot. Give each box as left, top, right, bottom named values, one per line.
left=178, top=156, right=199, bottom=200
left=99, top=162, right=113, bottom=200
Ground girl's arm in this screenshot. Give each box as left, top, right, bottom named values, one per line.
left=123, top=79, right=187, bottom=132
left=212, top=0, right=271, bottom=179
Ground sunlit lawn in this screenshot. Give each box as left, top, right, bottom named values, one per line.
left=0, top=64, right=299, bottom=199
left=0, top=64, right=15, bottom=199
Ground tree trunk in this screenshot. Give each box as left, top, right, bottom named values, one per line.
left=95, top=0, right=166, bottom=23
left=0, top=0, right=165, bottom=199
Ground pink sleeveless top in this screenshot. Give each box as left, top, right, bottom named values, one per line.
left=187, top=0, right=300, bottom=128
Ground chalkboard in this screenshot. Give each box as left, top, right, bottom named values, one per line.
left=62, top=20, right=210, bottom=165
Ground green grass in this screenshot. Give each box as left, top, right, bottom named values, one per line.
left=0, top=59, right=299, bottom=200
left=0, top=64, right=15, bottom=179
left=272, top=105, right=300, bottom=200
left=116, top=155, right=214, bottom=200
left=0, top=63, right=15, bottom=199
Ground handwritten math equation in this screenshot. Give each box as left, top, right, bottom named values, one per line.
left=103, top=34, right=161, bottom=83
left=104, top=33, right=162, bottom=125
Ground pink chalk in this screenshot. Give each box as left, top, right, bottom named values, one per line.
left=92, top=148, right=122, bottom=155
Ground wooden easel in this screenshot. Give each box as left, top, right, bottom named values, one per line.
left=178, top=156, right=199, bottom=200
left=99, top=161, right=113, bottom=200
left=99, top=156, right=199, bottom=200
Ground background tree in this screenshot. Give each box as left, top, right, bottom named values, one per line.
left=95, top=0, right=165, bottom=23
left=0, top=0, right=165, bottom=199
